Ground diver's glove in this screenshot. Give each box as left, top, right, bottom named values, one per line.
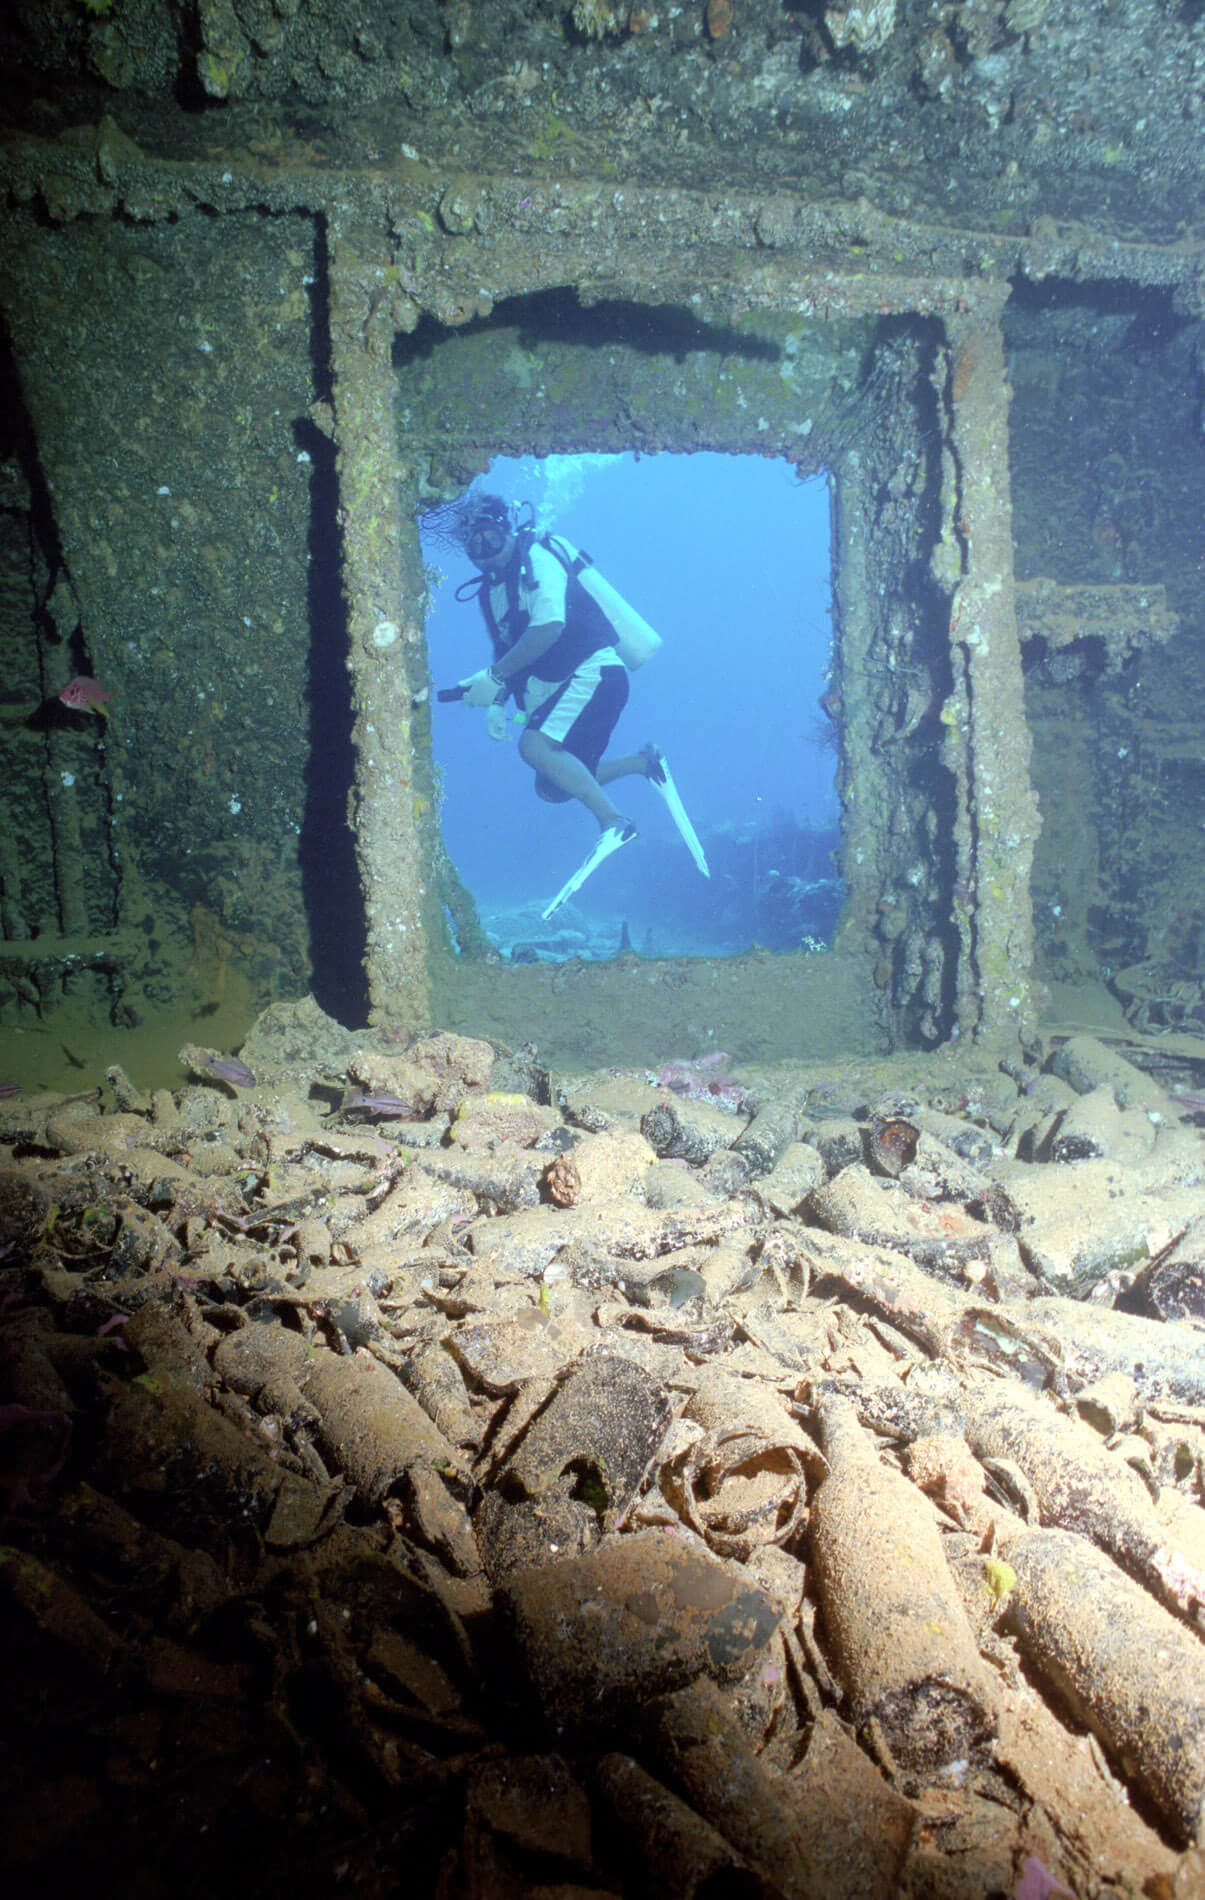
left=459, top=666, right=506, bottom=709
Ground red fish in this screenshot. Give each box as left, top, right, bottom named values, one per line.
left=59, top=676, right=113, bottom=712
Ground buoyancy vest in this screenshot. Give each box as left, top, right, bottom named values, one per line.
left=468, top=532, right=662, bottom=696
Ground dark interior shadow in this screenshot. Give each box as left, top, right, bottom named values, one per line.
left=296, top=228, right=370, bottom=1027
left=394, top=285, right=783, bottom=370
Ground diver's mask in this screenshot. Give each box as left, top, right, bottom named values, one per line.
left=463, top=500, right=514, bottom=570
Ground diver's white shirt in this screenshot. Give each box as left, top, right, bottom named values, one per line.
left=485, top=538, right=569, bottom=639
left=486, top=538, right=621, bottom=704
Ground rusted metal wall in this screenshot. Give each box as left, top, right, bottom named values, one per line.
left=1, top=129, right=1201, bottom=1054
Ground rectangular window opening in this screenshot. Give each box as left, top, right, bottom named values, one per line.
left=421, top=449, right=841, bottom=967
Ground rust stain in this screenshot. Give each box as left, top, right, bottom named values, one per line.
left=951, top=340, right=979, bottom=403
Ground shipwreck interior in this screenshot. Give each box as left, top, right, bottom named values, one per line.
left=0, top=4, right=1199, bottom=1087
left=0, top=116, right=1199, bottom=1079
left=3, top=6, right=1205, bottom=1899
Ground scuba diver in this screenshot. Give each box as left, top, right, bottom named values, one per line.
left=437, top=491, right=709, bottom=919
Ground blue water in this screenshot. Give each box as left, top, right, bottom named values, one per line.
left=421, top=451, right=838, bottom=956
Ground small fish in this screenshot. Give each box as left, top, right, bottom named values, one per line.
left=1014, top=1856, right=1074, bottom=1900
left=200, top=1054, right=256, bottom=1088
left=655, top=1053, right=752, bottom=1113
left=657, top=1052, right=733, bottom=1097
left=59, top=675, right=113, bottom=713
left=658, top=1052, right=731, bottom=1091
left=0, top=1081, right=22, bottom=1099
left=340, top=1088, right=414, bottom=1121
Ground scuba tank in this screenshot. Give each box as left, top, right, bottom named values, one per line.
left=540, top=534, right=663, bottom=671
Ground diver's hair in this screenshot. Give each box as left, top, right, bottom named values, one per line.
left=420, top=490, right=511, bottom=552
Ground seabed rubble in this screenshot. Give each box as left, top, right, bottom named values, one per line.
left=1, top=1002, right=1204, bottom=1897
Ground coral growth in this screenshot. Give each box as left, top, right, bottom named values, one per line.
left=572, top=0, right=621, bottom=38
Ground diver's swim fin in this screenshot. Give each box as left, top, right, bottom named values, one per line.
left=647, top=748, right=710, bottom=878
left=542, top=821, right=637, bottom=921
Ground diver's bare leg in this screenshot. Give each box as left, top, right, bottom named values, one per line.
left=519, top=727, right=627, bottom=829
left=597, top=743, right=660, bottom=787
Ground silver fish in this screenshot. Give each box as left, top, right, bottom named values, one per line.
left=201, top=1055, right=256, bottom=1088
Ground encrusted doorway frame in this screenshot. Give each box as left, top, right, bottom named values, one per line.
left=323, top=192, right=1038, bottom=1059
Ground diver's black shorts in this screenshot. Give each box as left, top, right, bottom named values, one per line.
left=528, top=662, right=629, bottom=803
